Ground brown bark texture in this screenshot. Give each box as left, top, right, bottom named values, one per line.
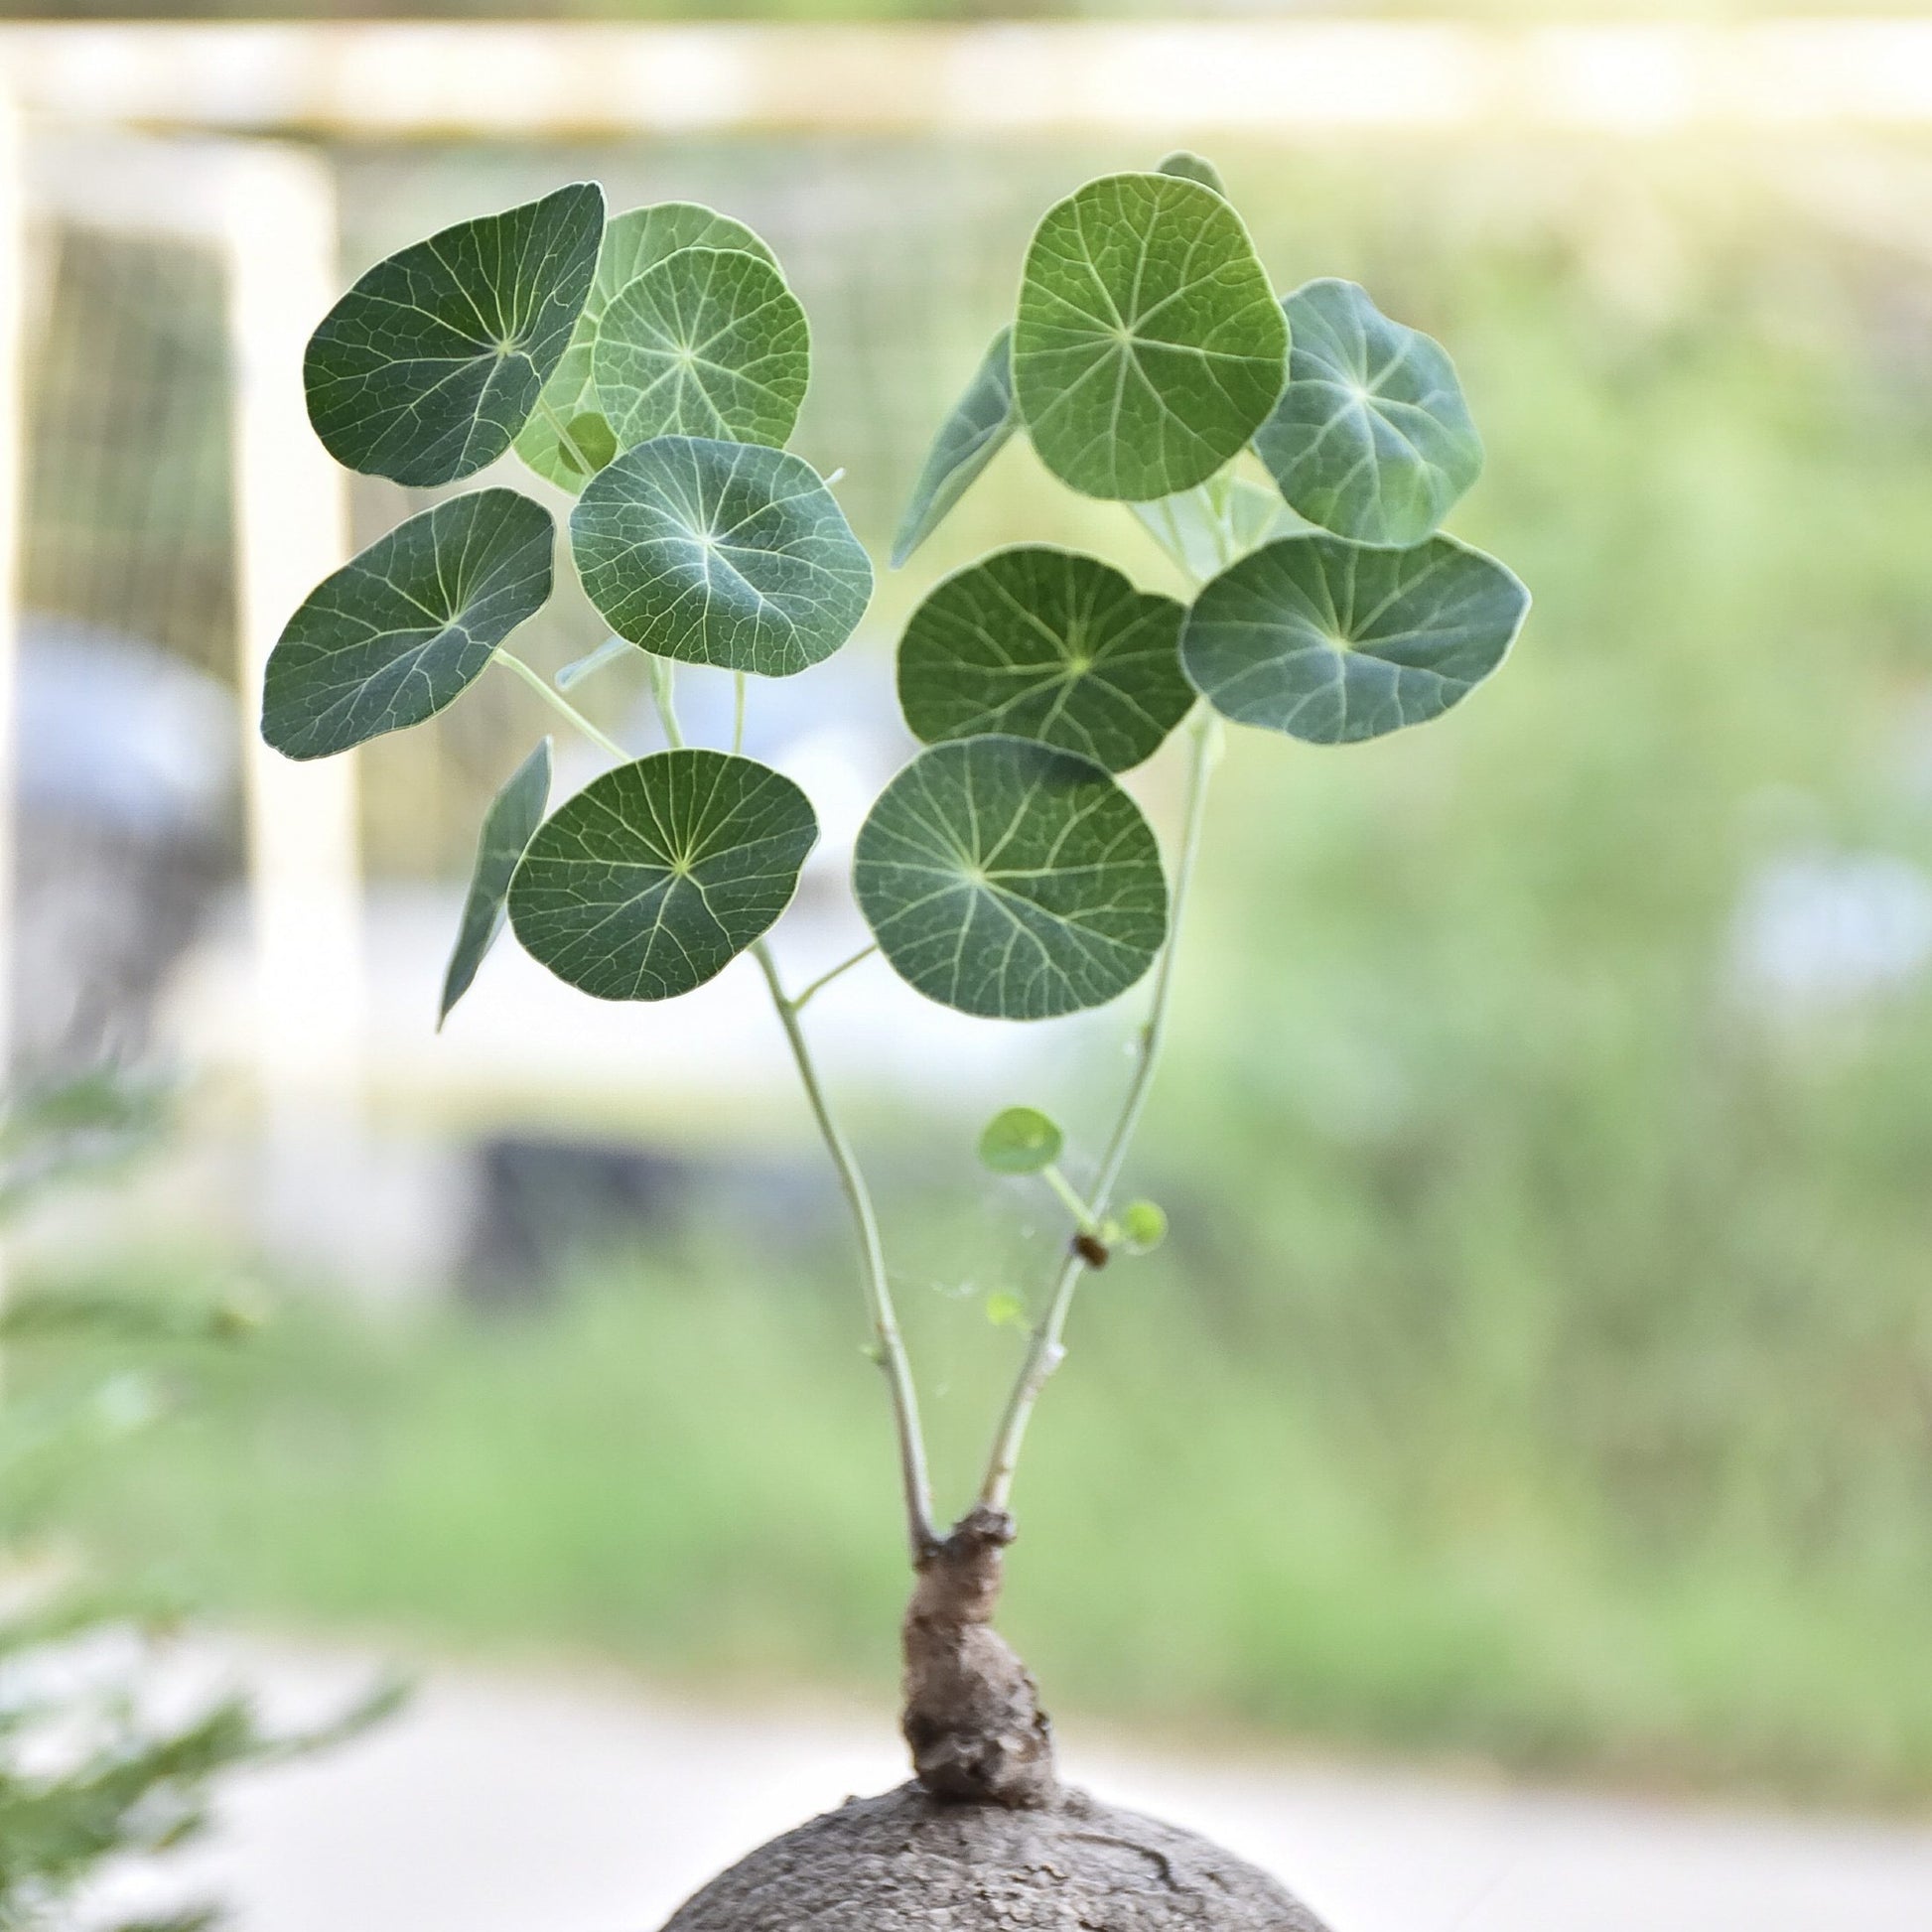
left=657, top=1780, right=1333, bottom=1932
left=899, top=1506, right=1056, bottom=1808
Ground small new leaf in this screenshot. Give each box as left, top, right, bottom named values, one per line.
left=897, top=546, right=1191, bottom=773
left=890, top=327, right=1016, bottom=569
left=571, top=437, right=872, bottom=676
left=854, top=735, right=1169, bottom=1021
left=439, top=738, right=552, bottom=1028
left=508, top=749, right=817, bottom=1001
left=979, top=1106, right=1064, bottom=1175
left=1255, top=279, right=1483, bottom=549
left=1118, top=1199, right=1168, bottom=1254
left=593, top=246, right=809, bottom=451
left=262, top=489, right=554, bottom=759
left=305, top=183, right=603, bottom=485
left=515, top=201, right=779, bottom=489
left=1180, top=532, right=1529, bottom=745
left=1013, top=174, right=1286, bottom=501
left=1156, top=151, right=1226, bottom=198
left=986, top=1290, right=1030, bottom=1331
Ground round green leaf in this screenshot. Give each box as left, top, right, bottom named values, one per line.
left=897, top=546, right=1190, bottom=773
left=305, top=183, right=603, bottom=486
left=515, top=202, right=778, bottom=489
left=592, top=246, right=809, bottom=451
left=978, top=1105, right=1064, bottom=1175
left=890, top=327, right=1015, bottom=570
left=854, top=735, right=1169, bottom=1022
left=262, top=488, right=553, bottom=759
left=439, top=737, right=553, bottom=1028
left=1180, top=533, right=1529, bottom=745
left=1254, top=279, right=1483, bottom=549
left=1118, top=1199, right=1168, bottom=1254
left=571, top=437, right=872, bottom=676
left=1013, top=173, right=1287, bottom=502
left=507, top=749, right=817, bottom=1002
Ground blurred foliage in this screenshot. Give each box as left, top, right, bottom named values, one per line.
left=0, top=1079, right=393, bottom=1932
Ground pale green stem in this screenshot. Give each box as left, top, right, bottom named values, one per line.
left=977, top=701, right=1221, bottom=1512
left=648, top=658, right=685, bottom=750
left=754, top=939, right=937, bottom=1556
left=535, top=393, right=597, bottom=479
left=495, top=648, right=627, bottom=761
left=1039, top=1164, right=1099, bottom=1235
left=732, top=671, right=747, bottom=757
left=789, top=942, right=878, bottom=1011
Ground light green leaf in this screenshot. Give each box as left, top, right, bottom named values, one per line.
left=1180, top=532, right=1529, bottom=745
left=514, top=202, right=779, bottom=489
left=571, top=437, right=872, bottom=676
left=592, top=247, right=809, bottom=452
left=890, top=327, right=1015, bottom=570
left=986, top=1290, right=1030, bottom=1331
left=897, top=546, right=1190, bottom=773
left=978, top=1105, right=1064, bottom=1175
left=507, top=749, right=817, bottom=1001
left=439, top=737, right=552, bottom=1028
left=262, top=488, right=553, bottom=759
left=1156, top=151, right=1226, bottom=198
left=1013, top=173, right=1287, bottom=501
left=305, top=183, right=603, bottom=486
left=854, top=735, right=1169, bottom=1021
left=1255, top=279, right=1483, bottom=549
left=1118, top=1199, right=1168, bottom=1254
left=1130, top=470, right=1308, bottom=581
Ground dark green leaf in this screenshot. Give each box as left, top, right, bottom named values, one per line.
left=1156, top=151, right=1226, bottom=198
left=305, top=183, right=603, bottom=485
left=979, top=1105, right=1064, bottom=1174
left=593, top=246, right=809, bottom=450
left=1180, top=532, right=1528, bottom=745
left=515, top=202, right=779, bottom=488
left=1013, top=174, right=1286, bottom=501
left=1255, top=279, right=1483, bottom=548
left=507, top=750, right=816, bottom=1001
left=439, top=738, right=553, bottom=1027
left=571, top=437, right=872, bottom=676
left=854, top=735, right=1169, bottom=1021
left=263, top=489, right=553, bottom=759
left=890, top=327, right=1015, bottom=569
left=897, top=546, right=1190, bottom=773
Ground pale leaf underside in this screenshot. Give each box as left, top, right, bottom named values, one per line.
left=439, top=736, right=553, bottom=1026
left=890, top=327, right=1016, bottom=569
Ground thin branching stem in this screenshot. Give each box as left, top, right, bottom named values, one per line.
left=790, top=943, right=879, bottom=1011
left=755, top=940, right=937, bottom=1557
left=978, top=700, right=1220, bottom=1512
left=648, top=658, right=685, bottom=750
left=495, top=648, right=627, bottom=762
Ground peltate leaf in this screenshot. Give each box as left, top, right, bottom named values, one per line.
left=854, top=735, right=1169, bottom=1021
left=1180, top=532, right=1528, bottom=745
left=439, top=738, right=552, bottom=1027
left=1254, top=279, right=1483, bottom=549
left=571, top=437, right=872, bottom=676
left=979, top=1105, right=1063, bottom=1175
left=507, top=749, right=817, bottom=1001
left=1013, top=174, right=1286, bottom=501
left=262, top=488, right=553, bottom=759
left=514, top=202, right=778, bottom=489
left=890, top=327, right=1015, bottom=569
left=305, top=183, right=603, bottom=486
left=1156, top=151, right=1226, bottom=198
left=897, top=546, right=1190, bottom=773
left=592, top=246, right=809, bottom=451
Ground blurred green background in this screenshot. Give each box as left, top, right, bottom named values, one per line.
left=14, top=106, right=1932, bottom=1808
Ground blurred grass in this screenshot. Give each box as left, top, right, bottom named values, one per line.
left=22, top=136, right=1932, bottom=1802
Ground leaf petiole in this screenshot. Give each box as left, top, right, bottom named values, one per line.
left=788, top=943, right=879, bottom=1013
left=495, top=647, right=627, bottom=762
left=648, top=657, right=685, bottom=750
left=1039, top=1164, right=1100, bottom=1236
